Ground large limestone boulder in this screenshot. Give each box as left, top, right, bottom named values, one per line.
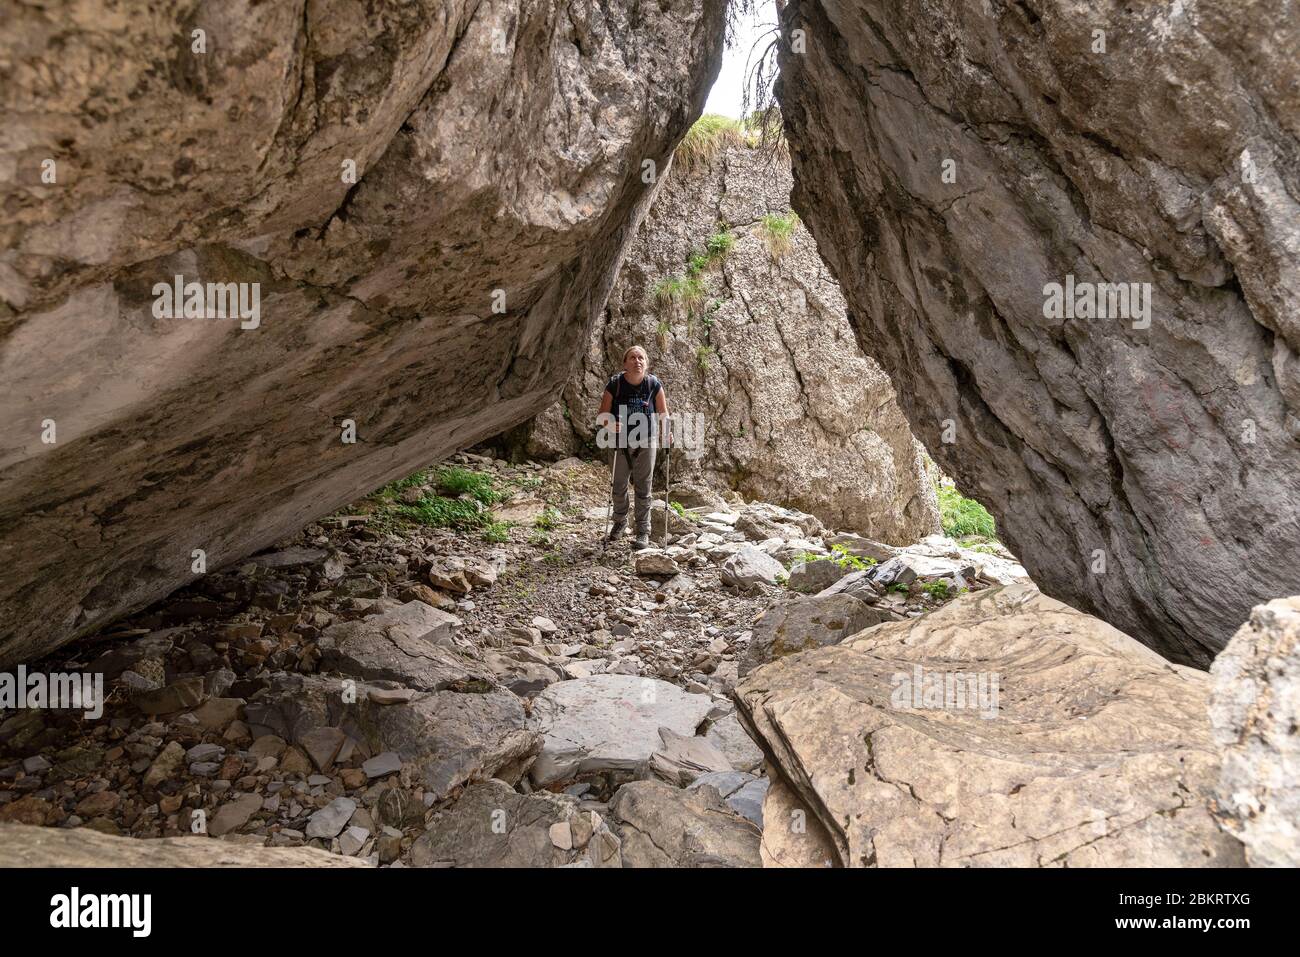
left=0, top=823, right=369, bottom=867
left=735, top=583, right=1245, bottom=867
left=776, top=0, right=1300, bottom=664
left=510, top=137, right=940, bottom=543
left=0, top=0, right=728, bottom=666
left=1210, top=596, right=1300, bottom=866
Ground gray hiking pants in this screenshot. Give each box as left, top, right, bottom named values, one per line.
left=611, top=446, right=656, bottom=534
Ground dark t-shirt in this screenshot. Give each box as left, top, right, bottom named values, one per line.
left=604, top=373, right=662, bottom=426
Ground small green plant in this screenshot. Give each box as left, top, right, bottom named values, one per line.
left=888, top=583, right=911, bottom=595
left=922, top=580, right=951, bottom=601
left=534, top=506, right=562, bottom=531
left=775, top=572, right=789, bottom=587
left=758, top=212, right=799, bottom=259
left=686, top=252, right=710, bottom=277
left=705, top=227, right=735, bottom=259
left=653, top=274, right=706, bottom=316
left=397, top=496, right=488, bottom=530
left=696, top=344, right=714, bottom=372
left=435, top=466, right=500, bottom=507
left=481, top=521, right=512, bottom=543
left=655, top=319, right=671, bottom=346
left=529, top=529, right=551, bottom=547
left=936, top=484, right=997, bottom=539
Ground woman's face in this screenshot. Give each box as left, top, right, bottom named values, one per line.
left=623, top=350, right=647, bottom=381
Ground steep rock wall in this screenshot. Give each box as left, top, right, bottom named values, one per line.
left=0, top=0, right=727, bottom=665
left=512, top=138, right=940, bottom=543
left=776, top=0, right=1300, bottom=664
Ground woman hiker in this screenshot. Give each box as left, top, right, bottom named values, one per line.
left=596, top=345, right=671, bottom=550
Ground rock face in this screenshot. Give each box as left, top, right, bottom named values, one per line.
left=1210, top=596, right=1300, bottom=866
left=735, top=583, right=1245, bottom=867
left=0, top=823, right=368, bottom=867
left=775, top=0, right=1300, bottom=664
left=505, top=137, right=940, bottom=543
left=0, top=0, right=728, bottom=666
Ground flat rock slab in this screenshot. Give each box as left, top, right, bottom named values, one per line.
left=528, top=674, right=714, bottom=787
left=736, top=583, right=1246, bottom=868
left=609, top=780, right=761, bottom=868
left=0, top=823, right=368, bottom=867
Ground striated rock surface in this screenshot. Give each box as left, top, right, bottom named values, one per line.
left=776, top=0, right=1300, bottom=664
left=0, top=822, right=369, bottom=867
left=735, top=583, right=1246, bottom=867
left=505, top=137, right=940, bottom=543
left=0, top=0, right=728, bottom=665
left=1209, top=595, right=1300, bottom=866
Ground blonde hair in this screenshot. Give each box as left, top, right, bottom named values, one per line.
left=623, top=345, right=648, bottom=363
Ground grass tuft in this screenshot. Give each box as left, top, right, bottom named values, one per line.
left=937, top=484, right=997, bottom=539
left=758, top=211, right=800, bottom=259
left=674, top=114, right=746, bottom=173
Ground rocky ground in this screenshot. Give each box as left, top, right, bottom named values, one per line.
left=0, top=453, right=1025, bottom=867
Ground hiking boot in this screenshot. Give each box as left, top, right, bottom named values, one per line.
left=633, top=531, right=651, bottom=550
left=605, top=522, right=626, bottom=543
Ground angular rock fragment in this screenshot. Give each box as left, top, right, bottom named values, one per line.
left=609, top=780, right=760, bottom=868
left=527, top=675, right=713, bottom=787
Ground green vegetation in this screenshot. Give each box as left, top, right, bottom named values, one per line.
left=367, top=465, right=503, bottom=532
left=695, top=344, right=715, bottom=372
left=481, top=521, right=512, bottom=544
left=758, top=212, right=799, bottom=259
left=936, top=484, right=997, bottom=539
left=534, top=506, right=563, bottom=531
left=922, top=580, right=950, bottom=601
left=888, top=583, right=912, bottom=595
left=705, top=227, right=736, bottom=259
left=790, top=544, right=874, bottom=572
left=674, top=114, right=747, bottom=173
left=653, top=274, right=707, bottom=315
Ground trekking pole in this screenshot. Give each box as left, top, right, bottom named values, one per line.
left=600, top=449, right=616, bottom=554
left=663, top=434, right=672, bottom=548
